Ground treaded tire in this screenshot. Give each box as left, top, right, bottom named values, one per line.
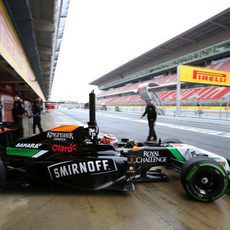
left=0, top=158, right=6, bottom=189
left=162, top=138, right=183, bottom=144
left=180, top=156, right=228, bottom=202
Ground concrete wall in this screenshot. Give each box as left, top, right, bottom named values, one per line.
left=1, top=94, right=14, bottom=122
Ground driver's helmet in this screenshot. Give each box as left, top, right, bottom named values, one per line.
left=101, top=134, right=118, bottom=146
left=125, top=139, right=138, bottom=148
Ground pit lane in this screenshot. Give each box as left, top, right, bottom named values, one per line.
left=0, top=109, right=229, bottom=230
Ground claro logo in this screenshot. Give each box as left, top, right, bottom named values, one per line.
left=193, top=70, right=227, bottom=83
left=52, top=144, right=77, bottom=153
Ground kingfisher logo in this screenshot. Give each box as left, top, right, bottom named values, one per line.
left=193, top=70, right=227, bottom=84
left=47, top=131, right=74, bottom=141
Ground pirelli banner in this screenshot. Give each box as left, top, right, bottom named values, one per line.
left=178, top=65, right=230, bottom=86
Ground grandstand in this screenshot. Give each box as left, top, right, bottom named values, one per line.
left=90, top=9, right=230, bottom=118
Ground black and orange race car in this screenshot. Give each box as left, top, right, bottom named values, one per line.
left=0, top=92, right=229, bottom=202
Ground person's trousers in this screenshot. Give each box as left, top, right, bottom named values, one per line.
left=147, top=119, right=157, bottom=141
left=15, top=116, right=23, bottom=138
left=33, top=116, right=43, bottom=133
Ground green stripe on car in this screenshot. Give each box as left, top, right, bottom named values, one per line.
left=167, top=147, right=186, bottom=162
left=6, top=147, right=40, bottom=157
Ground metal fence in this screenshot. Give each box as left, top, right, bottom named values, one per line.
left=104, top=104, right=230, bottom=120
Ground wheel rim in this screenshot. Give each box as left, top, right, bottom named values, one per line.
left=181, top=157, right=228, bottom=201
left=193, top=169, right=220, bottom=196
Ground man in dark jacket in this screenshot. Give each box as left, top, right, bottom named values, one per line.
left=32, top=98, right=43, bottom=134
left=0, top=102, right=2, bottom=122
left=12, top=96, right=25, bottom=138
left=141, top=100, right=157, bottom=142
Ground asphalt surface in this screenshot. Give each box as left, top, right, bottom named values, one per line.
left=0, top=109, right=230, bottom=230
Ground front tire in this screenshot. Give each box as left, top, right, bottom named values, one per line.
left=180, top=156, right=228, bottom=202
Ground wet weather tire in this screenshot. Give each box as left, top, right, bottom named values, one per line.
left=0, top=159, right=6, bottom=189
left=162, top=138, right=183, bottom=144
left=180, top=156, right=228, bottom=202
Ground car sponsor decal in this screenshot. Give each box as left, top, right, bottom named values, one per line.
left=6, top=147, right=48, bottom=158
left=16, top=143, right=42, bottom=149
left=136, top=150, right=167, bottom=163
left=47, top=131, right=74, bottom=141
left=51, top=144, right=77, bottom=153
left=48, top=159, right=117, bottom=179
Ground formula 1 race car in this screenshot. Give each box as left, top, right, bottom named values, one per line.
left=0, top=92, right=229, bottom=202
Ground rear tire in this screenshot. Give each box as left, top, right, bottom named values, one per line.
left=0, top=159, right=6, bottom=189
left=180, top=156, right=228, bottom=202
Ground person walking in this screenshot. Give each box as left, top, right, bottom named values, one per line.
left=12, top=96, right=25, bottom=138
left=32, top=98, right=43, bottom=134
left=140, top=100, right=157, bottom=142
left=0, top=102, right=2, bottom=122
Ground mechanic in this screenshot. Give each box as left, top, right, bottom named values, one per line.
left=12, top=96, right=25, bottom=138
left=140, top=100, right=157, bottom=142
left=32, top=97, right=43, bottom=134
